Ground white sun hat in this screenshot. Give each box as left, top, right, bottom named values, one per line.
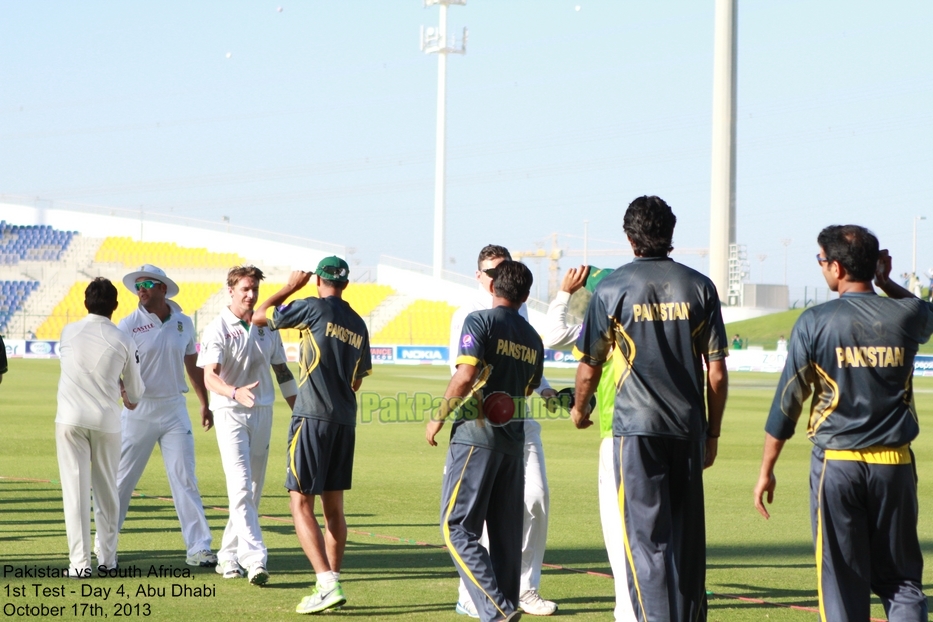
left=122, top=264, right=180, bottom=299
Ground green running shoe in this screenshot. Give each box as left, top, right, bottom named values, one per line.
left=295, top=583, right=347, bottom=614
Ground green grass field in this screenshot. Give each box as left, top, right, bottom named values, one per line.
left=3, top=360, right=933, bottom=620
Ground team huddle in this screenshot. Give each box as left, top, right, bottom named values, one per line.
left=53, top=196, right=932, bottom=621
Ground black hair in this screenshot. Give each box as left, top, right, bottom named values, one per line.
left=623, top=196, right=676, bottom=258
left=492, top=260, right=533, bottom=303
left=817, top=225, right=879, bottom=282
left=85, top=277, right=119, bottom=317
left=477, top=244, right=512, bottom=269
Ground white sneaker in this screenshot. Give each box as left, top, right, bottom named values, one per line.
left=66, top=567, right=92, bottom=580
left=247, top=563, right=269, bottom=586
left=185, top=550, right=218, bottom=567
left=455, top=599, right=480, bottom=618
left=519, top=589, right=557, bottom=616
left=215, top=560, right=244, bottom=579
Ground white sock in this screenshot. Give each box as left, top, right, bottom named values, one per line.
left=316, top=571, right=338, bottom=589
left=333, top=571, right=341, bottom=582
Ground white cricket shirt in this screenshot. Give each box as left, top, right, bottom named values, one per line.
left=197, top=306, right=287, bottom=410
left=119, top=300, right=197, bottom=398
left=56, top=314, right=145, bottom=432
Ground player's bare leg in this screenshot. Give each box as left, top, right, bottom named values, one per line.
left=290, top=491, right=331, bottom=572
left=321, top=490, right=347, bottom=572
left=291, top=490, right=348, bottom=614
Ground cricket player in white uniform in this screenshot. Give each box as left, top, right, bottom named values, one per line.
left=448, top=244, right=558, bottom=617
left=198, top=266, right=297, bottom=585
left=112, top=264, right=216, bottom=567
left=56, top=278, right=144, bottom=577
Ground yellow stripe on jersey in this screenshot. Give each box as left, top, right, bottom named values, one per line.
left=824, top=444, right=911, bottom=465
left=297, top=328, right=322, bottom=388
left=610, top=318, right=636, bottom=392
left=807, top=363, right=839, bottom=438
left=441, top=447, right=506, bottom=619
left=456, top=355, right=481, bottom=367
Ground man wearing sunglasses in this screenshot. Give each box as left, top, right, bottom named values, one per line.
left=110, top=264, right=216, bottom=568
left=448, top=244, right=558, bottom=618
left=755, top=226, right=932, bottom=621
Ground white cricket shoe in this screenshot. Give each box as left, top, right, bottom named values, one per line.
left=215, top=560, right=244, bottom=579
left=247, top=563, right=269, bottom=586
left=455, top=599, right=480, bottom=618
left=519, top=589, right=557, bottom=616
left=185, top=550, right=218, bottom=567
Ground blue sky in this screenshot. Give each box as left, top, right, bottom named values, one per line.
left=1, top=1, right=930, bottom=301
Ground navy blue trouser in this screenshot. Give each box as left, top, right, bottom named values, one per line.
left=811, top=446, right=927, bottom=622
left=615, top=435, right=707, bottom=622
left=441, top=442, right=524, bottom=622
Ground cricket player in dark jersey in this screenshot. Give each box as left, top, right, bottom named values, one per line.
left=427, top=260, right=544, bottom=622
left=571, top=196, right=728, bottom=622
left=253, top=256, right=372, bottom=615
left=754, top=225, right=932, bottom=622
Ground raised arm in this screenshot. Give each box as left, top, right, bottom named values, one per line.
left=253, top=270, right=312, bottom=327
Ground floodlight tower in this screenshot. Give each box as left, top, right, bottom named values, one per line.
left=422, top=0, right=467, bottom=279
left=709, top=0, right=738, bottom=302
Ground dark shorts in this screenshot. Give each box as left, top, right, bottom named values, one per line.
left=285, top=416, right=355, bottom=495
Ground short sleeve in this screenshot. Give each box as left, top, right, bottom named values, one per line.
left=270, top=298, right=313, bottom=331
left=356, top=331, right=373, bottom=379
left=196, top=323, right=225, bottom=368
left=764, top=313, right=815, bottom=440
left=270, top=330, right=287, bottom=366
left=704, top=289, right=728, bottom=361
left=456, top=312, right=487, bottom=368
left=184, top=318, right=198, bottom=356
left=574, top=289, right=612, bottom=366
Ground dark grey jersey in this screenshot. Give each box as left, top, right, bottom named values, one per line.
left=766, top=292, right=933, bottom=449
left=574, top=257, right=727, bottom=440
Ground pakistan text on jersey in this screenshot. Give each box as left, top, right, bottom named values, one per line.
left=495, top=339, right=538, bottom=365
left=325, top=322, right=363, bottom=349
left=632, top=302, right=691, bottom=322
left=835, top=346, right=906, bottom=368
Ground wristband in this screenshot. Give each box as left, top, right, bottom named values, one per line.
left=231, top=387, right=237, bottom=401
left=279, top=379, right=298, bottom=399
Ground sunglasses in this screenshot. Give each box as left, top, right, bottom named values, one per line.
left=481, top=268, right=498, bottom=279
left=134, top=280, right=162, bottom=291
left=815, top=254, right=830, bottom=265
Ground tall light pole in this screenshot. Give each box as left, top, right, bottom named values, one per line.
left=781, top=238, right=791, bottom=285
left=913, top=215, right=926, bottom=276
left=709, top=0, right=738, bottom=301
left=422, top=0, right=467, bottom=279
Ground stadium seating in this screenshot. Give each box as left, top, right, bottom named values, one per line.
left=36, top=282, right=223, bottom=340
left=0, top=221, right=75, bottom=265
left=372, top=300, right=457, bottom=345
left=0, top=280, right=40, bottom=333
left=95, top=237, right=246, bottom=269
left=257, top=282, right=395, bottom=343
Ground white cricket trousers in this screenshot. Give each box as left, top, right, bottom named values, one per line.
left=115, top=395, right=212, bottom=555
left=459, top=419, right=549, bottom=605
left=56, top=424, right=121, bottom=572
left=213, top=405, right=273, bottom=569
left=599, top=436, right=636, bottom=621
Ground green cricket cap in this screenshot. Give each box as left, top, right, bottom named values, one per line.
left=584, top=266, right=611, bottom=293
left=315, top=256, right=350, bottom=282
